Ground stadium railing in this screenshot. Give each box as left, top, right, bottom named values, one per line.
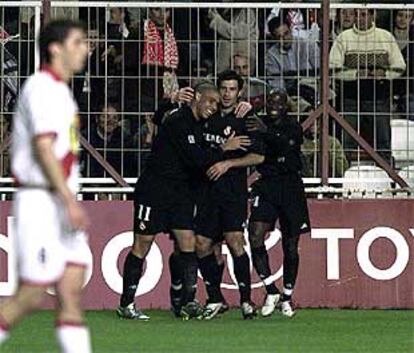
left=0, top=2, right=413, bottom=198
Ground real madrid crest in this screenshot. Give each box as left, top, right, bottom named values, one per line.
left=224, top=126, right=232, bottom=136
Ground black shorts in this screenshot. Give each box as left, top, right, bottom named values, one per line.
left=133, top=173, right=195, bottom=235
left=249, top=175, right=310, bottom=236
left=195, top=177, right=248, bottom=242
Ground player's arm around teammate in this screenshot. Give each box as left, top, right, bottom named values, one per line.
left=195, top=71, right=265, bottom=319
left=118, top=83, right=251, bottom=321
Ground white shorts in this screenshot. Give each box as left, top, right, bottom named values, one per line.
left=13, top=189, right=91, bottom=286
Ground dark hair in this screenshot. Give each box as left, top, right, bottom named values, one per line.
left=39, top=19, right=85, bottom=64
left=98, top=101, right=120, bottom=113
left=217, top=69, right=244, bottom=91
left=111, top=7, right=131, bottom=28
left=193, top=80, right=218, bottom=95
left=268, top=11, right=289, bottom=35
left=393, top=9, right=414, bottom=27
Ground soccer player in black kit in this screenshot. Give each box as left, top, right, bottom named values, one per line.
left=150, top=76, right=256, bottom=319
left=117, top=82, right=250, bottom=321
left=246, top=89, right=310, bottom=318
left=195, top=70, right=265, bottom=320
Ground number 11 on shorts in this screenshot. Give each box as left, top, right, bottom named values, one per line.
left=137, top=204, right=151, bottom=221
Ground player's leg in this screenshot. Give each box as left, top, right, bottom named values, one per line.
left=249, top=185, right=281, bottom=308
left=173, top=230, right=198, bottom=303
left=196, top=234, right=224, bottom=319
left=118, top=192, right=160, bottom=320
left=0, top=284, right=47, bottom=346
left=249, top=221, right=281, bottom=317
left=196, top=235, right=224, bottom=304
left=169, top=240, right=183, bottom=317
left=55, top=265, right=92, bottom=353
left=118, top=232, right=154, bottom=320
left=212, top=242, right=229, bottom=313
left=280, top=227, right=300, bottom=318
left=249, top=221, right=280, bottom=295
left=195, top=198, right=227, bottom=318
left=278, top=180, right=310, bottom=317
left=212, top=242, right=225, bottom=295
left=278, top=204, right=307, bottom=318
left=224, top=231, right=256, bottom=319
left=173, top=229, right=203, bottom=319
left=0, top=189, right=64, bottom=344
left=213, top=241, right=230, bottom=314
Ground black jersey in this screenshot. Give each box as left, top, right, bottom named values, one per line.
left=142, top=105, right=224, bottom=182
left=256, top=115, right=304, bottom=178
left=203, top=110, right=264, bottom=182
left=194, top=110, right=263, bottom=239
left=250, top=115, right=310, bottom=235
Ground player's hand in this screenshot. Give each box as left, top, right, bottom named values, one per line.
left=234, top=101, right=252, bottom=119
left=207, top=161, right=232, bottom=181
left=246, top=116, right=267, bottom=133
left=222, top=131, right=251, bottom=151
left=177, top=87, right=194, bottom=104
left=66, top=198, right=89, bottom=231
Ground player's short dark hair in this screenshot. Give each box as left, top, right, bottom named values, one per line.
left=193, top=80, right=218, bottom=95
left=268, top=11, right=289, bottom=35
left=39, top=19, right=86, bottom=64
left=217, top=69, right=244, bottom=91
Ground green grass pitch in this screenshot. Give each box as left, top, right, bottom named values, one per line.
left=2, top=309, right=413, bottom=353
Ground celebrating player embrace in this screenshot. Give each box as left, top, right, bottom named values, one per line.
left=117, top=81, right=251, bottom=321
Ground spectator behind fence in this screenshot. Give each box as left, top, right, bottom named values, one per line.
left=81, top=103, right=137, bottom=177
left=0, top=114, right=11, bottom=177
left=73, top=28, right=106, bottom=113
left=206, top=6, right=258, bottom=74
left=101, top=7, right=133, bottom=106
left=334, top=8, right=356, bottom=37
left=266, top=12, right=320, bottom=105
left=0, top=35, right=18, bottom=113
left=393, top=10, right=413, bottom=51
left=134, top=114, right=156, bottom=173
left=124, top=7, right=179, bottom=114
left=329, top=8, right=406, bottom=163
left=301, top=109, right=349, bottom=178
left=50, top=0, right=79, bottom=21
left=266, top=6, right=319, bottom=41
left=393, top=10, right=414, bottom=121
left=232, top=52, right=268, bottom=111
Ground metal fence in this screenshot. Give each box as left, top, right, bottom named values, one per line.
left=0, top=2, right=413, bottom=198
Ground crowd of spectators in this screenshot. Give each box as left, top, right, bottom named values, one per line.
left=0, top=2, right=413, bottom=180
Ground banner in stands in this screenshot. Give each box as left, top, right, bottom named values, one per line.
left=0, top=200, right=413, bottom=309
